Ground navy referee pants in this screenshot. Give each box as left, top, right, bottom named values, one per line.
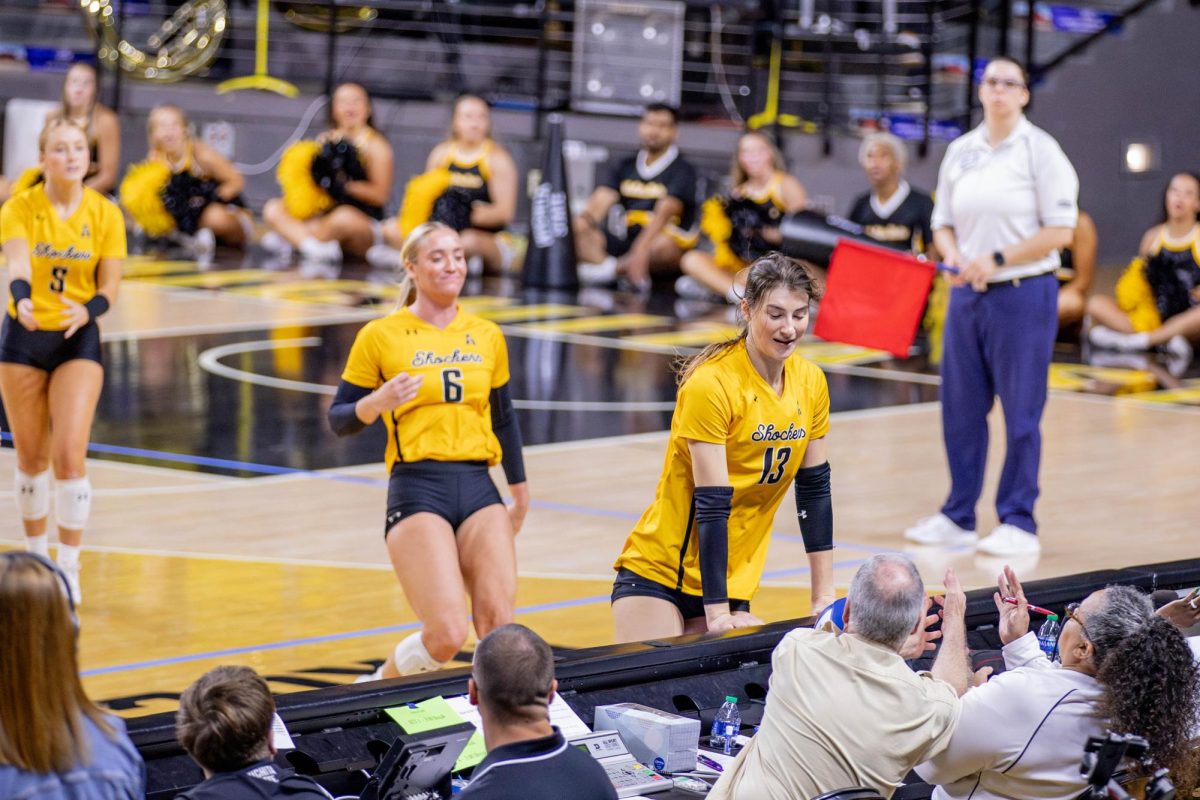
left=938, top=272, right=1058, bottom=535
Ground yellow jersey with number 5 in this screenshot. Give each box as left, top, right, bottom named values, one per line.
left=614, top=339, right=830, bottom=601
left=341, top=305, right=510, bottom=472
left=0, top=185, right=126, bottom=330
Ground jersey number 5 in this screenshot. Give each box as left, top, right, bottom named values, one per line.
left=50, top=266, right=68, bottom=294
left=442, top=368, right=464, bottom=403
left=757, top=446, right=792, bottom=485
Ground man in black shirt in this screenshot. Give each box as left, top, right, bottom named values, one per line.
left=847, top=131, right=935, bottom=257
left=174, top=666, right=333, bottom=800
left=574, top=104, right=698, bottom=290
left=458, top=625, right=616, bottom=800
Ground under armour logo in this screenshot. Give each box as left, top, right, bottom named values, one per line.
left=80, top=224, right=90, bottom=237
left=799, top=510, right=808, bottom=519
left=465, top=334, right=476, bottom=345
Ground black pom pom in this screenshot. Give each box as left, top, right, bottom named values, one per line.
left=725, top=196, right=770, bottom=262
left=162, top=172, right=219, bottom=235
left=431, top=187, right=475, bottom=231
left=311, top=140, right=367, bottom=203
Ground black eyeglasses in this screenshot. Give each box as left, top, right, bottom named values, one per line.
left=983, top=76, right=1027, bottom=91
left=1065, top=602, right=1089, bottom=639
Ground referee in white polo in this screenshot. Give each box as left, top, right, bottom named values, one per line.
left=905, top=57, right=1078, bottom=556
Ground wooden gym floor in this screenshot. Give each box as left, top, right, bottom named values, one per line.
left=0, top=251, right=1197, bottom=719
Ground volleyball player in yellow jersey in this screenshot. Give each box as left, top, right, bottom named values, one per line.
left=329, top=222, right=528, bottom=679
left=613, top=254, right=835, bottom=642
left=0, top=119, right=125, bottom=606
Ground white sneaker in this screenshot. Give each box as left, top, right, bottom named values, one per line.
left=366, top=243, right=402, bottom=271
left=1088, top=325, right=1148, bottom=352
left=674, top=275, right=719, bottom=301
left=260, top=231, right=294, bottom=257
left=192, top=228, right=216, bottom=263
left=298, top=260, right=341, bottom=281
left=1088, top=349, right=1150, bottom=371
left=577, top=256, right=618, bottom=285
left=976, top=523, right=1042, bottom=556
left=904, top=513, right=976, bottom=546
left=299, top=238, right=342, bottom=264
left=58, top=560, right=82, bottom=607
left=1164, top=334, right=1194, bottom=363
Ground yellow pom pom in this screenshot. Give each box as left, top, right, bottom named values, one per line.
left=11, top=165, right=44, bottom=195
left=922, top=273, right=951, bottom=365
left=119, top=160, right=175, bottom=237
left=398, top=169, right=453, bottom=240
left=1114, top=256, right=1161, bottom=333
left=278, top=140, right=333, bottom=221
left=700, top=196, right=733, bottom=246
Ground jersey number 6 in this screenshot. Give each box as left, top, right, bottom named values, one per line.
left=442, top=368, right=464, bottom=403
left=757, top=446, right=792, bottom=485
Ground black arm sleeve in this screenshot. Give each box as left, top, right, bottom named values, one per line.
left=794, top=461, right=833, bottom=553
left=694, top=485, right=734, bottom=605
left=490, top=382, right=526, bottom=485
left=328, top=380, right=373, bottom=437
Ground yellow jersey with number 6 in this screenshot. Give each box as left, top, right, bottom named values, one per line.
left=614, top=339, right=830, bottom=601
left=0, top=185, right=126, bottom=330
left=341, top=305, right=510, bottom=472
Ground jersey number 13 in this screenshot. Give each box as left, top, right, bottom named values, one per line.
left=757, top=446, right=792, bottom=485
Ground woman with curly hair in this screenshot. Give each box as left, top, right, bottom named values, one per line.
left=916, top=567, right=1199, bottom=799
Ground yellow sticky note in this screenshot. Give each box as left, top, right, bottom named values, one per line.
left=384, top=696, right=464, bottom=734
left=454, top=731, right=487, bottom=772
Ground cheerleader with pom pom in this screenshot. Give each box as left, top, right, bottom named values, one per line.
left=677, top=132, right=806, bottom=303
left=1086, top=171, right=1200, bottom=364
left=262, top=82, right=394, bottom=265
left=119, top=106, right=250, bottom=259
left=375, top=95, right=517, bottom=275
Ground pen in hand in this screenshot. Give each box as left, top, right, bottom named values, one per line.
left=1002, top=596, right=1056, bottom=617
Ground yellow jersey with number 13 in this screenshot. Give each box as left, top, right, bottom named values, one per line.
left=0, top=185, right=127, bottom=330
left=341, top=305, right=510, bottom=472
left=614, top=339, right=830, bottom=601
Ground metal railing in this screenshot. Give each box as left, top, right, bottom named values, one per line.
left=0, top=0, right=1177, bottom=155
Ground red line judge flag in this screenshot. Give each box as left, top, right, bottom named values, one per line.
left=812, top=239, right=936, bottom=358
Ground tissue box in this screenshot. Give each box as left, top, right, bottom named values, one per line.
left=593, top=702, right=699, bottom=773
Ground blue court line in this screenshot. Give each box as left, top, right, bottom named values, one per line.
left=1, top=432, right=649, bottom=520
left=762, top=557, right=872, bottom=580
left=0, top=432, right=384, bottom=486
left=81, top=594, right=610, bottom=677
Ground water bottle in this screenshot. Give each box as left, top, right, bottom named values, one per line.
left=710, top=696, right=741, bottom=755
left=1037, top=614, right=1061, bottom=661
